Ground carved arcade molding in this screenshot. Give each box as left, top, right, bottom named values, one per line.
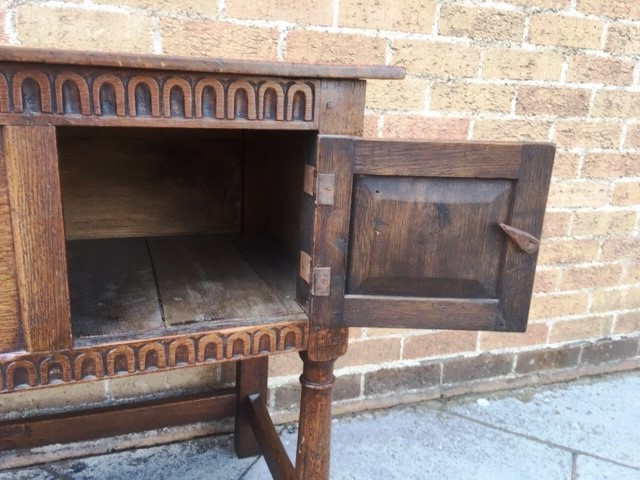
left=0, top=321, right=307, bottom=393
left=0, top=64, right=318, bottom=127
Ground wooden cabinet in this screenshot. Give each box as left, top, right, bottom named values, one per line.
left=0, top=47, right=554, bottom=479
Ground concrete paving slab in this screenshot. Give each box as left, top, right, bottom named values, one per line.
left=575, top=455, right=640, bottom=480
left=446, top=371, right=640, bottom=470
left=0, top=371, right=638, bottom=479
left=0, top=434, right=257, bottom=480
left=245, top=408, right=572, bottom=480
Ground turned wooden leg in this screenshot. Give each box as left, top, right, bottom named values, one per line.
left=235, top=356, right=269, bottom=458
left=295, top=351, right=336, bottom=480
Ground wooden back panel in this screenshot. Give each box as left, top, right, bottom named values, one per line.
left=0, top=133, right=21, bottom=353
left=58, top=128, right=243, bottom=240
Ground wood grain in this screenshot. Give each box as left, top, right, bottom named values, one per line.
left=0, top=46, right=405, bottom=79
left=295, top=353, right=337, bottom=480
left=353, top=140, right=526, bottom=178
left=66, top=238, right=163, bottom=338
left=58, top=128, right=243, bottom=240
left=235, top=357, right=269, bottom=458
left=498, top=144, right=555, bottom=331
left=318, top=80, right=366, bottom=135
left=306, top=137, right=355, bottom=330
left=0, top=389, right=236, bottom=450
left=0, top=143, right=20, bottom=353
left=148, top=235, right=292, bottom=326
left=343, top=295, right=499, bottom=330
left=3, top=126, right=71, bottom=352
left=247, top=393, right=296, bottom=480
left=347, top=176, right=513, bottom=299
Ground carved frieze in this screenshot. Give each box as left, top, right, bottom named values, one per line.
left=0, top=64, right=318, bottom=128
left=0, top=321, right=307, bottom=392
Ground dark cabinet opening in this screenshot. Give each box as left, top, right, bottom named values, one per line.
left=56, top=127, right=315, bottom=345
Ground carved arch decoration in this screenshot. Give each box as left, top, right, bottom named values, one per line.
left=278, top=325, right=305, bottom=351
left=168, top=338, right=196, bottom=367
left=0, top=321, right=308, bottom=392
left=163, top=77, right=193, bottom=118
left=39, top=354, right=72, bottom=385
left=54, top=73, right=91, bottom=115
left=139, top=342, right=167, bottom=370
left=127, top=75, right=160, bottom=117
left=194, top=78, right=225, bottom=119
left=286, top=83, right=314, bottom=121
left=92, top=74, right=126, bottom=116
left=106, top=346, right=136, bottom=376
left=197, top=333, right=224, bottom=362
left=6, top=360, right=38, bottom=390
left=252, top=329, right=277, bottom=355
left=0, top=74, right=9, bottom=112
left=226, top=332, right=252, bottom=358
left=227, top=80, right=257, bottom=120
left=258, top=81, right=285, bottom=121
left=74, top=351, right=105, bottom=380
left=12, top=70, right=53, bottom=113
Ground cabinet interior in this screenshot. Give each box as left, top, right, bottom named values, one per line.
left=56, top=127, right=314, bottom=345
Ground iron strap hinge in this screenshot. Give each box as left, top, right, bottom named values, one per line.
left=299, top=250, right=331, bottom=297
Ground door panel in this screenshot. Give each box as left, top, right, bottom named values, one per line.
left=303, top=136, right=554, bottom=333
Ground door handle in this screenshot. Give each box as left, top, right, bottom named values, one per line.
left=499, top=223, right=540, bottom=255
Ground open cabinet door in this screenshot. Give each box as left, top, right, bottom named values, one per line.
left=298, top=136, right=554, bottom=333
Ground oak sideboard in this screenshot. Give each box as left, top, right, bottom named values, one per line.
left=0, top=47, right=554, bottom=479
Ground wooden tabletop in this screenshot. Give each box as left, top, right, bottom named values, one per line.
left=0, top=46, right=406, bottom=80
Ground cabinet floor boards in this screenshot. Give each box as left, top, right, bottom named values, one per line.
left=67, top=234, right=303, bottom=342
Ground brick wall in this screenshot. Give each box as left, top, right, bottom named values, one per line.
left=1, top=0, right=639, bottom=422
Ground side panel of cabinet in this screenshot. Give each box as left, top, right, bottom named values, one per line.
left=0, top=132, right=21, bottom=353
left=2, top=126, right=72, bottom=352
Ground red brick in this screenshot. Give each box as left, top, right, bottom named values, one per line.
left=517, top=87, right=590, bottom=117
left=364, top=363, right=440, bottom=396
left=538, top=238, right=600, bottom=265
left=403, top=331, right=477, bottom=359
left=606, top=25, right=640, bottom=55
left=577, top=0, right=640, bottom=20
left=581, top=337, right=640, bottom=365
left=335, top=337, right=402, bottom=369
left=547, top=181, right=610, bottom=209
left=566, top=55, right=635, bottom=86
left=286, top=31, right=386, bottom=65
left=226, top=0, right=332, bottom=25
left=479, top=323, right=548, bottom=351
left=582, top=153, right=640, bottom=178
left=160, top=19, right=279, bottom=60
left=560, top=264, right=624, bottom=291
left=382, top=116, right=469, bottom=141
left=392, top=41, right=481, bottom=77
left=554, top=121, right=621, bottom=149
left=615, top=312, right=640, bottom=334
left=340, top=0, right=436, bottom=33
left=438, top=5, right=525, bottom=41
left=549, top=316, right=613, bottom=342
left=551, top=152, right=580, bottom=179
left=529, top=292, right=589, bottom=320
left=528, top=14, right=603, bottom=49
left=442, top=353, right=514, bottom=384
left=542, top=211, right=571, bottom=237
left=515, top=346, right=581, bottom=374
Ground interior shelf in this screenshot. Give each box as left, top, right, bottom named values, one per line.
left=67, top=234, right=305, bottom=344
